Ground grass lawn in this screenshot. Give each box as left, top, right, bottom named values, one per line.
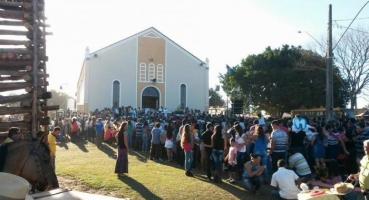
left=56, top=140, right=271, bottom=199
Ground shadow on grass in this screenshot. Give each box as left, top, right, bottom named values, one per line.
left=99, top=144, right=117, bottom=159
left=118, top=175, right=162, bottom=200
left=74, top=140, right=89, bottom=153
left=60, top=142, right=69, bottom=150
left=129, top=151, right=148, bottom=163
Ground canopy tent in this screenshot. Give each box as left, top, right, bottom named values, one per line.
left=282, top=112, right=292, bottom=118
left=356, top=110, right=369, bottom=117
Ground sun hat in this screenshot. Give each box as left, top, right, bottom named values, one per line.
left=0, top=172, right=33, bottom=200
left=331, top=182, right=354, bottom=195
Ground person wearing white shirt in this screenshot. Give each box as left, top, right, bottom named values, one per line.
left=271, top=159, right=301, bottom=199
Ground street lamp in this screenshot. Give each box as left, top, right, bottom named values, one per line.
left=298, top=27, right=333, bottom=120
left=297, top=31, right=325, bottom=51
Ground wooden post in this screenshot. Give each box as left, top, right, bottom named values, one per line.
left=31, top=0, right=39, bottom=137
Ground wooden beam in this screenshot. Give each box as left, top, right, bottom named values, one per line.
left=0, top=64, right=40, bottom=71
left=23, top=113, right=32, bottom=122
left=20, top=98, right=32, bottom=107
left=0, top=93, right=32, bottom=104
left=0, top=60, right=33, bottom=67
left=0, top=121, right=31, bottom=132
left=0, top=20, right=23, bottom=26
left=0, top=29, right=29, bottom=36
left=0, top=70, right=45, bottom=77
left=0, top=76, right=23, bottom=81
left=0, top=106, right=31, bottom=115
left=0, top=39, right=32, bottom=47
left=41, top=105, right=59, bottom=111
left=0, top=10, right=31, bottom=21
left=0, top=81, right=44, bottom=92
left=0, top=82, right=33, bottom=92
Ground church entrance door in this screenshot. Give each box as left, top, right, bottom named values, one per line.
left=142, top=87, right=159, bottom=110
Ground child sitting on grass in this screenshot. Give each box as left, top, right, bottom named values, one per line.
left=224, top=138, right=237, bottom=183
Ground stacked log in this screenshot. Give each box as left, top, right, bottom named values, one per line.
left=0, top=0, right=58, bottom=135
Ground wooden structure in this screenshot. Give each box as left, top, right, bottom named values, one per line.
left=0, top=0, right=57, bottom=138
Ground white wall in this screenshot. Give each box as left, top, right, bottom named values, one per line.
left=165, top=42, right=208, bottom=111
left=86, top=38, right=138, bottom=111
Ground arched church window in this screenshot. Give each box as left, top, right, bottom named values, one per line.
left=148, top=63, right=155, bottom=81
left=139, top=63, right=147, bottom=82
left=180, top=84, right=186, bottom=109
left=113, top=80, right=120, bottom=107
left=157, top=64, right=164, bottom=83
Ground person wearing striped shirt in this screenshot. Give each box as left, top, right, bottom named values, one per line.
left=270, top=120, right=288, bottom=172
left=288, top=148, right=311, bottom=182
left=325, top=124, right=349, bottom=160
left=356, top=123, right=369, bottom=160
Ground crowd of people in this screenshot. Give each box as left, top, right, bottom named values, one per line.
left=48, top=107, right=369, bottom=199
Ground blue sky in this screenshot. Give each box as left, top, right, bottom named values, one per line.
left=42, top=0, right=369, bottom=108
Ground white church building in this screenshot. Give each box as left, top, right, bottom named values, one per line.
left=76, top=27, right=209, bottom=113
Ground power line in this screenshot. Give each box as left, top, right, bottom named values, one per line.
left=333, top=1, right=369, bottom=50
left=333, top=16, right=369, bottom=21
left=333, top=22, right=369, bottom=34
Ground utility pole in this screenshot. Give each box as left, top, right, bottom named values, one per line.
left=326, top=4, right=334, bottom=120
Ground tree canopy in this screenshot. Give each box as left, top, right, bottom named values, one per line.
left=209, top=88, right=225, bottom=107
left=219, top=45, right=349, bottom=115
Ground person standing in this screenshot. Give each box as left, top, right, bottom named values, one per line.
left=95, top=118, right=104, bottom=148
left=70, top=118, right=79, bottom=143
left=134, top=119, right=144, bottom=151
left=48, top=127, right=61, bottom=170
left=181, top=124, right=194, bottom=176
left=355, top=123, right=369, bottom=161
left=150, top=123, right=161, bottom=161
left=211, top=125, right=224, bottom=183
left=115, top=122, right=129, bottom=177
left=270, top=120, right=288, bottom=172
left=201, top=123, right=214, bottom=181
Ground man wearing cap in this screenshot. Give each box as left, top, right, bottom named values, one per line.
left=0, top=127, right=22, bottom=171
left=349, top=139, right=369, bottom=199
left=2, top=127, right=22, bottom=145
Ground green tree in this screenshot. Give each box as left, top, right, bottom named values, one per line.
left=209, top=88, right=225, bottom=107
left=219, top=45, right=349, bottom=115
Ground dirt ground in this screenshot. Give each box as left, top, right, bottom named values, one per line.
left=58, top=176, right=120, bottom=197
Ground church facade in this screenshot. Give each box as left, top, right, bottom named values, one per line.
left=76, top=27, right=209, bottom=113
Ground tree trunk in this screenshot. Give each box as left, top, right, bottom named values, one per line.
left=0, top=121, right=31, bottom=132
left=0, top=106, right=31, bottom=115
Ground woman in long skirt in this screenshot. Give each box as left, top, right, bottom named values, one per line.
left=115, top=122, right=129, bottom=176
